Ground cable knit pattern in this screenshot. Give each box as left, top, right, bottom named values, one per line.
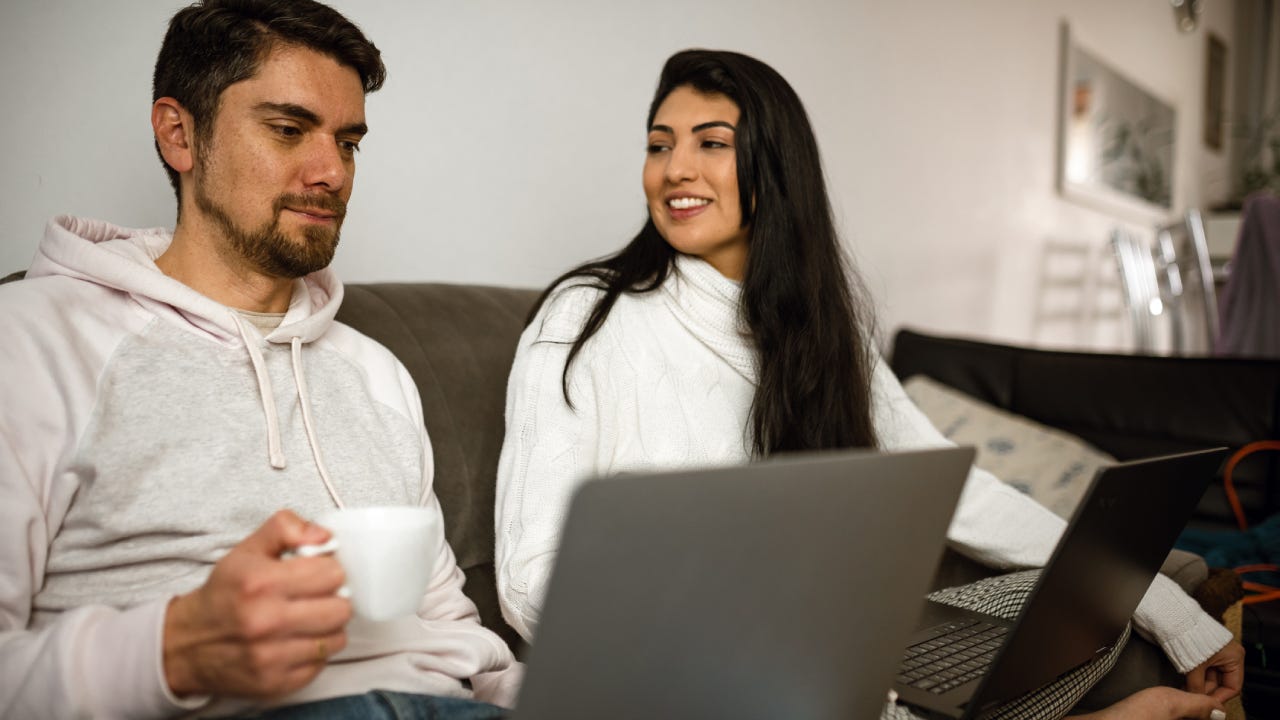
left=660, top=258, right=757, bottom=381
left=494, top=254, right=1231, bottom=673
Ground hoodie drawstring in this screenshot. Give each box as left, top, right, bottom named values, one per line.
left=232, top=314, right=344, bottom=509
left=234, top=314, right=287, bottom=470
left=291, top=337, right=344, bottom=509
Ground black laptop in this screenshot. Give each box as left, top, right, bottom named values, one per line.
left=892, top=447, right=1228, bottom=719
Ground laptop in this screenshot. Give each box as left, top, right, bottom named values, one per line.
left=513, top=446, right=976, bottom=720
left=892, top=447, right=1228, bottom=719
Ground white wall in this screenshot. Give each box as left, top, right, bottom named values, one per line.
left=0, top=0, right=1235, bottom=350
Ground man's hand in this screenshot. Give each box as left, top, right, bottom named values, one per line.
left=162, top=510, right=352, bottom=699
left=1068, top=686, right=1226, bottom=720
left=1186, top=640, right=1246, bottom=702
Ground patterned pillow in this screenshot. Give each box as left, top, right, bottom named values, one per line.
left=902, top=375, right=1115, bottom=519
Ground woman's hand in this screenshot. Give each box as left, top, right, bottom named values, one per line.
left=1185, top=640, right=1246, bottom=702
left=1068, top=686, right=1226, bottom=720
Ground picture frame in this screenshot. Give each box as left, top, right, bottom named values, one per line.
left=1056, top=23, right=1177, bottom=222
left=1203, top=33, right=1227, bottom=152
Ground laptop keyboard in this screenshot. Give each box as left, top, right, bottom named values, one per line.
left=897, top=618, right=1008, bottom=694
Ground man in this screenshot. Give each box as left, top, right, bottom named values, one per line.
left=0, top=1, right=517, bottom=717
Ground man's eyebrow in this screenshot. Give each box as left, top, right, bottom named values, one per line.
left=339, top=121, right=369, bottom=137
left=254, top=102, right=321, bottom=125
left=253, top=102, right=368, bottom=136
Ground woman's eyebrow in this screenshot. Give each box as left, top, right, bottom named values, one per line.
left=692, top=121, right=735, bottom=132
left=648, top=121, right=737, bottom=134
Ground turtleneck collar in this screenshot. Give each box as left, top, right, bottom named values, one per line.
left=662, top=254, right=757, bottom=381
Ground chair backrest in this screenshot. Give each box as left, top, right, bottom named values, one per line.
left=1110, top=210, right=1220, bottom=355
left=1157, top=209, right=1220, bottom=353
left=1110, top=228, right=1161, bottom=352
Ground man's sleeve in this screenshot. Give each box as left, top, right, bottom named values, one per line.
left=0, top=424, right=202, bottom=718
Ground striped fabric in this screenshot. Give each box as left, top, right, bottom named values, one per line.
left=882, top=570, right=1129, bottom=720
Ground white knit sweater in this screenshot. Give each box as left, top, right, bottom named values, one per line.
left=494, top=254, right=1232, bottom=673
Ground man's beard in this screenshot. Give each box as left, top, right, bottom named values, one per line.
left=195, top=183, right=346, bottom=280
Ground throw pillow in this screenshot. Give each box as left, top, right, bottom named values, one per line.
left=902, top=375, right=1115, bottom=519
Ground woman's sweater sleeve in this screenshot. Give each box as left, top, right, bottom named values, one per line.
left=871, top=357, right=1231, bottom=673
left=494, top=288, right=604, bottom=642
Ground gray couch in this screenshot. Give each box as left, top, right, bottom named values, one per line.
left=334, top=282, right=1236, bottom=711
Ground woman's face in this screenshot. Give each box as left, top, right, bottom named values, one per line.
left=643, top=86, right=749, bottom=280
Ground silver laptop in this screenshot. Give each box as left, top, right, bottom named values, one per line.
left=513, top=446, right=976, bottom=720
left=893, top=447, right=1228, bottom=719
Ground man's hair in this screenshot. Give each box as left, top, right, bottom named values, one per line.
left=152, top=0, right=386, bottom=204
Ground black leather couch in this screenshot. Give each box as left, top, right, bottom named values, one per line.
left=889, top=326, right=1280, bottom=715
left=890, top=328, right=1280, bottom=531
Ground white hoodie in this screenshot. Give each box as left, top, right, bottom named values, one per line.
left=0, top=216, right=517, bottom=718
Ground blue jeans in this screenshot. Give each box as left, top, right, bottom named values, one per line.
left=240, top=691, right=508, bottom=720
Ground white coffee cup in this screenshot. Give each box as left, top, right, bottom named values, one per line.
left=298, top=505, right=439, bottom=621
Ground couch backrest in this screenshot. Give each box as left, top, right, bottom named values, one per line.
left=890, top=327, right=1280, bottom=529
left=336, top=282, right=539, bottom=650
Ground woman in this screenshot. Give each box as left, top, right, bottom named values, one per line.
left=495, top=49, right=1242, bottom=718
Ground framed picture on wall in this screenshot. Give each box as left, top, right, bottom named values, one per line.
left=1056, top=23, right=1177, bottom=222
left=1204, top=33, right=1227, bottom=152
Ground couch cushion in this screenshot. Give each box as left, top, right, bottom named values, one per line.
left=903, top=367, right=1211, bottom=594
left=903, top=374, right=1114, bottom=519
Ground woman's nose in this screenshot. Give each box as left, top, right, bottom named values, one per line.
left=664, top=145, right=697, bottom=184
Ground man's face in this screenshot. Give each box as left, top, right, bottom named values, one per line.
left=190, top=44, right=368, bottom=279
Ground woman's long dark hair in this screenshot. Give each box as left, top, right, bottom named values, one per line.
left=528, top=49, right=879, bottom=455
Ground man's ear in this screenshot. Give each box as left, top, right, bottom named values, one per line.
left=152, top=97, right=195, bottom=174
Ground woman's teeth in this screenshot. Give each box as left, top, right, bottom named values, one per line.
left=668, top=197, right=710, bottom=210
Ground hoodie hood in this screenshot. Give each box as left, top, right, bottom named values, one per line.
left=28, top=215, right=350, bottom=501
left=28, top=215, right=343, bottom=345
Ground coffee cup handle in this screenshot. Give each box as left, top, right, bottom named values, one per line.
left=281, top=539, right=351, bottom=599
left=287, top=538, right=340, bottom=558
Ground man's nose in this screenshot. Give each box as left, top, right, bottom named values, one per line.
left=301, top=137, right=350, bottom=192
